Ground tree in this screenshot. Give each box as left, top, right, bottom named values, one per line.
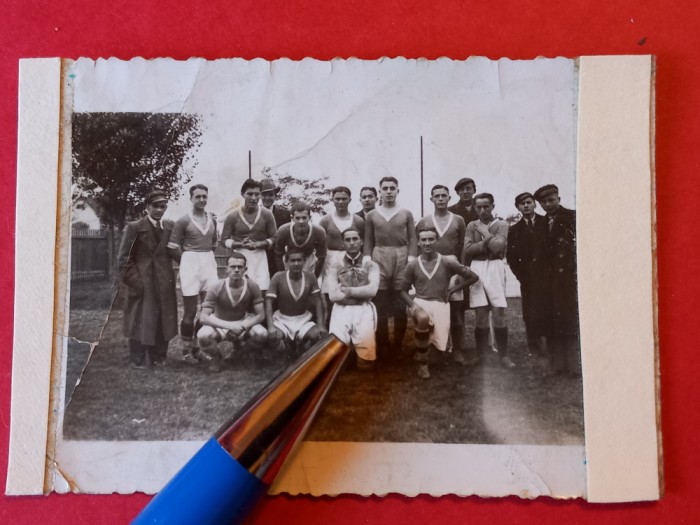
left=72, top=112, right=204, bottom=230
left=261, top=167, right=332, bottom=215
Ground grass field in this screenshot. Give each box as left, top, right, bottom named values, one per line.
left=63, top=281, right=584, bottom=445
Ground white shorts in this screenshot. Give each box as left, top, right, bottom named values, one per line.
left=413, top=298, right=451, bottom=351
left=238, top=248, right=270, bottom=290
left=329, top=302, right=377, bottom=361
left=448, top=274, right=464, bottom=302
left=320, top=250, right=345, bottom=293
left=180, top=251, right=219, bottom=296
left=272, top=310, right=316, bottom=341
left=469, top=259, right=508, bottom=308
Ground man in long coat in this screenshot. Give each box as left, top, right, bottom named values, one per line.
left=530, top=184, right=580, bottom=376
left=506, top=192, right=547, bottom=355
left=117, top=190, right=178, bottom=368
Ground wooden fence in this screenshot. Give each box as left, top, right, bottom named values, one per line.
left=71, top=227, right=120, bottom=281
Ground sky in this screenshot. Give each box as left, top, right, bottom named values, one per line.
left=71, top=57, right=577, bottom=223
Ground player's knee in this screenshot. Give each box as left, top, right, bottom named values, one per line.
left=303, top=326, right=318, bottom=342
left=475, top=307, right=490, bottom=327
left=413, top=309, right=431, bottom=330
left=492, top=308, right=506, bottom=327
left=197, top=325, right=216, bottom=340
left=249, top=324, right=268, bottom=344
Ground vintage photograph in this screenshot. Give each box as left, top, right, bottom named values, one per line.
left=57, top=57, right=584, bottom=494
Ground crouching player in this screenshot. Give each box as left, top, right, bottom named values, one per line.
left=327, top=228, right=380, bottom=370
left=197, top=253, right=268, bottom=370
left=265, top=248, right=327, bottom=357
left=401, top=228, right=479, bottom=379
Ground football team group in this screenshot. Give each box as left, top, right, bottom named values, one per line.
left=117, top=176, right=579, bottom=380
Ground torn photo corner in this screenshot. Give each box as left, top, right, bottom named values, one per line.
left=7, top=56, right=660, bottom=502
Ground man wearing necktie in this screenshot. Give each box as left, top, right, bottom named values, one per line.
left=506, top=192, right=547, bottom=356
left=117, top=190, right=178, bottom=369
left=530, top=184, right=580, bottom=377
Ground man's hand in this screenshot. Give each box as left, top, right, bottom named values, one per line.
left=227, top=321, right=246, bottom=336
left=475, top=222, right=491, bottom=239
left=317, top=325, right=329, bottom=337
left=269, top=327, right=285, bottom=341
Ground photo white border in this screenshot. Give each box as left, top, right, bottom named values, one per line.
left=7, top=56, right=660, bottom=501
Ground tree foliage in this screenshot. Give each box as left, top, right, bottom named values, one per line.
left=72, top=112, right=204, bottom=229
left=261, top=167, right=332, bottom=216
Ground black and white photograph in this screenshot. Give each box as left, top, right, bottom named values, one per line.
left=53, top=56, right=587, bottom=496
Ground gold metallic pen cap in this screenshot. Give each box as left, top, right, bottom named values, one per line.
left=214, top=335, right=350, bottom=484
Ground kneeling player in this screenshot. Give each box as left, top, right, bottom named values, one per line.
left=197, top=253, right=268, bottom=370
left=327, top=228, right=380, bottom=369
left=266, top=248, right=327, bottom=357
left=401, top=227, right=478, bottom=379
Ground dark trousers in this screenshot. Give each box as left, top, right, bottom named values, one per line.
left=374, top=289, right=407, bottom=356
left=547, top=335, right=580, bottom=375
left=449, top=300, right=465, bottom=353
left=129, top=315, right=169, bottom=365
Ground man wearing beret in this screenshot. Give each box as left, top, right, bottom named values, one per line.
left=530, top=184, right=580, bottom=376
left=506, top=192, right=547, bottom=356
left=448, top=178, right=479, bottom=249
left=117, top=190, right=179, bottom=368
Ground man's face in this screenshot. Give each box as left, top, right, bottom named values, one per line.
left=226, top=258, right=247, bottom=280
left=430, top=188, right=450, bottom=211
left=418, top=231, right=438, bottom=254
left=333, top=191, right=351, bottom=213
left=360, top=189, right=377, bottom=212
left=261, top=190, right=276, bottom=209
left=190, top=189, right=208, bottom=211
left=242, top=188, right=261, bottom=209
left=147, top=201, right=167, bottom=220
left=343, top=231, right=363, bottom=256
left=457, top=183, right=476, bottom=204
left=475, top=198, right=494, bottom=221
left=291, top=210, right=310, bottom=230
left=379, top=181, right=398, bottom=204
left=539, top=194, right=561, bottom=215
left=286, top=253, right=305, bottom=274
left=516, top=197, right=536, bottom=217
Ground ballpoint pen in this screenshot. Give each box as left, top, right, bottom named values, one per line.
left=132, top=334, right=350, bottom=525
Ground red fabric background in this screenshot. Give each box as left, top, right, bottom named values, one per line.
left=1, top=1, right=697, bottom=523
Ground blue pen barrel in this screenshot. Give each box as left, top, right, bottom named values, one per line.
left=132, top=437, right=266, bottom=525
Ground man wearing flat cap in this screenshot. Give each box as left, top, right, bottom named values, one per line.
left=117, top=190, right=178, bottom=368
left=530, top=184, right=580, bottom=376
left=260, top=178, right=290, bottom=275
left=506, top=192, right=547, bottom=356
left=448, top=178, right=479, bottom=249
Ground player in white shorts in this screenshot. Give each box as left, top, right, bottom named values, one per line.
left=401, top=227, right=478, bottom=379
left=327, top=227, right=380, bottom=369
left=167, top=184, right=219, bottom=362
left=415, top=184, right=471, bottom=364
left=464, top=193, right=514, bottom=369
left=197, top=253, right=268, bottom=371
left=221, top=179, right=277, bottom=291
left=266, top=248, right=327, bottom=357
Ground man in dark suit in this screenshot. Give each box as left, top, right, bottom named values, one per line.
left=530, top=184, right=580, bottom=376
left=506, top=192, right=547, bottom=355
left=117, top=190, right=178, bottom=368
left=260, top=178, right=291, bottom=275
